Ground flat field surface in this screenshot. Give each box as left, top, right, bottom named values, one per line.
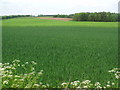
left=37, top=17, right=72, bottom=21
left=2, top=17, right=118, bottom=86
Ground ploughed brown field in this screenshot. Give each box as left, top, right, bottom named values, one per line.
left=37, top=17, right=72, bottom=21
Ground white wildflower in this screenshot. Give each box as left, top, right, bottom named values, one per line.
left=24, top=74, right=27, bottom=76
left=107, top=81, right=110, bottom=84
left=31, top=67, right=35, bottom=71
left=3, top=75, right=7, bottom=77
left=0, top=68, right=5, bottom=71
left=46, top=84, right=49, bottom=87
left=115, top=75, right=119, bottom=79
left=7, top=75, right=13, bottom=78
left=33, top=84, right=40, bottom=87
left=70, top=82, right=74, bottom=85
left=22, top=64, right=25, bottom=67
left=13, top=60, right=20, bottom=63
left=6, top=66, right=11, bottom=69
left=106, top=85, right=111, bottom=87
left=11, top=84, right=19, bottom=88
left=95, top=82, right=101, bottom=86
left=3, top=80, right=9, bottom=84
left=82, top=80, right=91, bottom=84
left=112, top=82, right=115, bottom=85
left=39, top=82, right=43, bottom=85
left=14, top=79, right=18, bottom=82
left=42, top=85, right=47, bottom=88
left=96, top=86, right=102, bottom=88
left=103, top=86, right=106, bottom=88
left=0, top=63, right=2, bottom=66
left=15, top=75, right=20, bottom=78
left=74, top=80, right=80, bottom=83
left=31, top=61, right=37, bottom=65
left=17, top=64, right=20, bottom=66
left=83, top=86, right=88, bottom=88
left=20, top=79, right=24, bottom=81
left=38, top=71, right=43, bottom=76
left=25, top=62, right=29, bottom=64
left=29, top=72, right=35, bottom=75
left=77, top=86, right=81, bottom=88
left=11, top=67, right=15, bottom=70
left=61, top=82, right=67, bottom=86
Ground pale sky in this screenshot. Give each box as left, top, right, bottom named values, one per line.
left=0, top=0, right=119, bottom=16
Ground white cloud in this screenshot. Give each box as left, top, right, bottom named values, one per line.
left=0, top=0, right=119, bottom=15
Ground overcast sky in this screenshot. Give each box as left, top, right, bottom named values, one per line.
left=0, top=0, right=119, bottom=15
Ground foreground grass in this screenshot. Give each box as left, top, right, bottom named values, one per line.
left=2, top=17, right=118, bottom=86
left=1, top=60, right=119, bottom=88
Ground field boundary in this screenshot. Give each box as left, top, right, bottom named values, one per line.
left=37, top=17, right=72, bottom=21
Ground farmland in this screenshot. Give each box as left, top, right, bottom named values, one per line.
left=2, top=17, right=118, bottom=86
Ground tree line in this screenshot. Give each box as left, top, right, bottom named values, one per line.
left=37, top=14, right=74, bottom=18
left=53, top=14, right=74, bottom=18
left=37, top=14, right=54, bottom=17
left=41, top=12, right=119, bottom=22
left=2, top=15, right=32, bottom=19
left=73, top=12, right=119, bottom=22
left=1, top=12, right=119, bottom=22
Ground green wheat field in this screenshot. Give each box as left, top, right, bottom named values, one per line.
left=2, top=17, right=118, bottom=86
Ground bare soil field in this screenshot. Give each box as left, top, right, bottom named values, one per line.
left=37, top=17, right=72, bottom=21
